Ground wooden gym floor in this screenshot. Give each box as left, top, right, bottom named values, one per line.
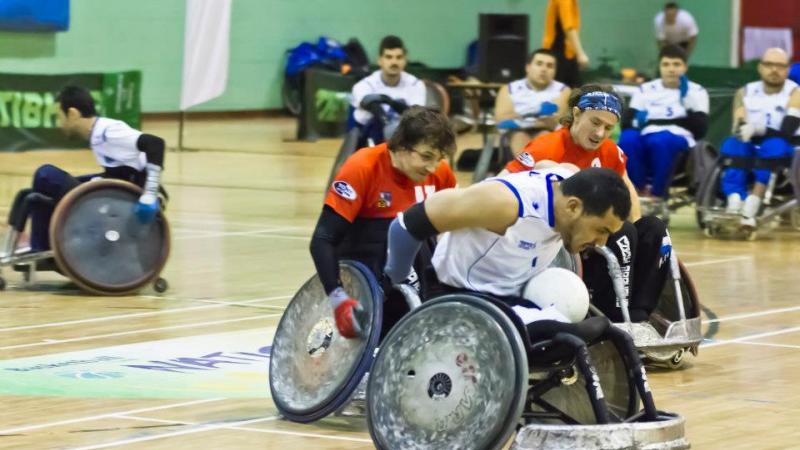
left=0, top=116, right=798, bottom=449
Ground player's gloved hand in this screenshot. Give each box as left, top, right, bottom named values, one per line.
left=539, top=101, right=558, bottom=117
left=634, top=110, right=649, bottom=129
left=135, top=163, right=162, bottom=224
left=388, top=98, right=409, bottom=114
left=737, top=122, right=766, bottom=143
left=678, top=75, right=689, bottom=99
left=497, top=119, right=521, bottom=130
left=329, top=287, right=367, bottom=339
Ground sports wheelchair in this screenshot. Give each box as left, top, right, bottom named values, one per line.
left=590, top=246, right=702, bottom=369
left=695, top=147, right=800, bottom=240
left=0, top=179, right=170, bottom=295
left=269, top=253, right=688, bottom=449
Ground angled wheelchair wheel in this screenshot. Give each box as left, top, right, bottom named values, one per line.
left=49, top=179, right=170, bottom=296
left=531, top=339, right=638, bottom=424
left=269, top=260, right=383, bottom=423
left=367, top=294, right=528, bottom=450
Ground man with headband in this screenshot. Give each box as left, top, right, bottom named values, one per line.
left=503, top=84, right=673, bottom=324
left=619, top=44, right=709, bottom=203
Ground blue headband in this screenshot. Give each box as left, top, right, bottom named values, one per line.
left=577, top=91, right=622, bottom=118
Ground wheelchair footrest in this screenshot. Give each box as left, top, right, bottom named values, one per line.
left=512, top=411, right=689, bottom=450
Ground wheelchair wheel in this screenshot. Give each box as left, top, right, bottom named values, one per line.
left=49, top=179, right=170, bottom=296
left=269, top=260, right=383, bottom=423
left=367, top=294, right=528, bottom=450
left=532, top=339, right=639, bottom=424
left=694, top=164, right=724, bottom=229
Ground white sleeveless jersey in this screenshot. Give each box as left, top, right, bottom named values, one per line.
left=351, top=70, right=426, bottom=125
left=432, top=169, right=572, bottom=298
left=630, top=78, right=709, bottom=146
left=742, top=79, right=799, bottom=134
left=508, top=78, right=566, bottom=117
left=89, top=117, right=146, bottom=170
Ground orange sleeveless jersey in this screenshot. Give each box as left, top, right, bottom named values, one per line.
left=325, top=143, right=457, bottom=222
left=505, top=128, right=627, bottom=176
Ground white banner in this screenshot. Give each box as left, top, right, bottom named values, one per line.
left=180, top=0, right=232, bottom=110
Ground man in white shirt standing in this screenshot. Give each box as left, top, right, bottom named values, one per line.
left=350, top=36, right=426, bottom=146
left=654, top=2, right=699, bottom=58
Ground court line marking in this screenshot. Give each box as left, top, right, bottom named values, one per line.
left=702, top=325, right=800, bottom=348
left=728, top=340, right=800, bottom=350
left=702, top=305, right=800, bottom=324
left=0, top=313, right=282, bottom=351
left=172, top=226, right=307, bottom=239
left=682, top=256, right=752, bottom=267
left=70, top=415, right=284, bottom=450
left=114, top=415, right=373, bottom=444
left=0, top=398, right=225, bottom=435
left=0, top=295, right=291, bottom=333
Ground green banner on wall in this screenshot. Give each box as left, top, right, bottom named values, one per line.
left=0, top=71, right=141, bottom=151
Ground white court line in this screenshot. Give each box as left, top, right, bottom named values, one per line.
left=115, top=415, right=372, bottom=444
left=70, top=416, right=282, bottom=450
left=682, top=255, right=752, bottom=267
left=703, top=305, right=800, bottom=324
left=0, top=313, right=282, bottom=351
left=702, top=325, right=800, bottom=348
left=0, top=295, right=291, bottom=333
left=194, top=299, right=288, bottom=310
left=0, top=398, right=225, bottom=435
left=174, top=229, right=309, bottom=241
left=728, top=340, right=800, bottom=350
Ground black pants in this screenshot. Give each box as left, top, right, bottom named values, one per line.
left=582, top=216, right=670, bottom=322
left=555, top=54, right=580, bottom=88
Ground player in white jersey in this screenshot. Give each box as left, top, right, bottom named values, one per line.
left=720, top=48, right=800, bottom=227
left=383, top=167, right=631, bottom=326
left=494, top=48, right=571, bottom=156
left=350, top=36, right=426, bottom=145
left=15, top=86, right=165, bottom=252
left=618, top=44, right=709, bottom=200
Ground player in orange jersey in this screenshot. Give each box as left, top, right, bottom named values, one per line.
left=310, top=106, right=457, bottom=338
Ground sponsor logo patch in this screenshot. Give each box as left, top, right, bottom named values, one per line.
left=517, top=152, right=535, bottom=167
left=332, top=181, right=357, bottom=200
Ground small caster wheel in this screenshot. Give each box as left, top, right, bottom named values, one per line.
left=0, top=277, right=5, bottom=290
left=745, top=229, right=758, bottom=241
left=154, top=277, right=168, bottom=293
left=667, top=349, right=686, bottom=369
left=703, top=226, right=715, bottom=238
